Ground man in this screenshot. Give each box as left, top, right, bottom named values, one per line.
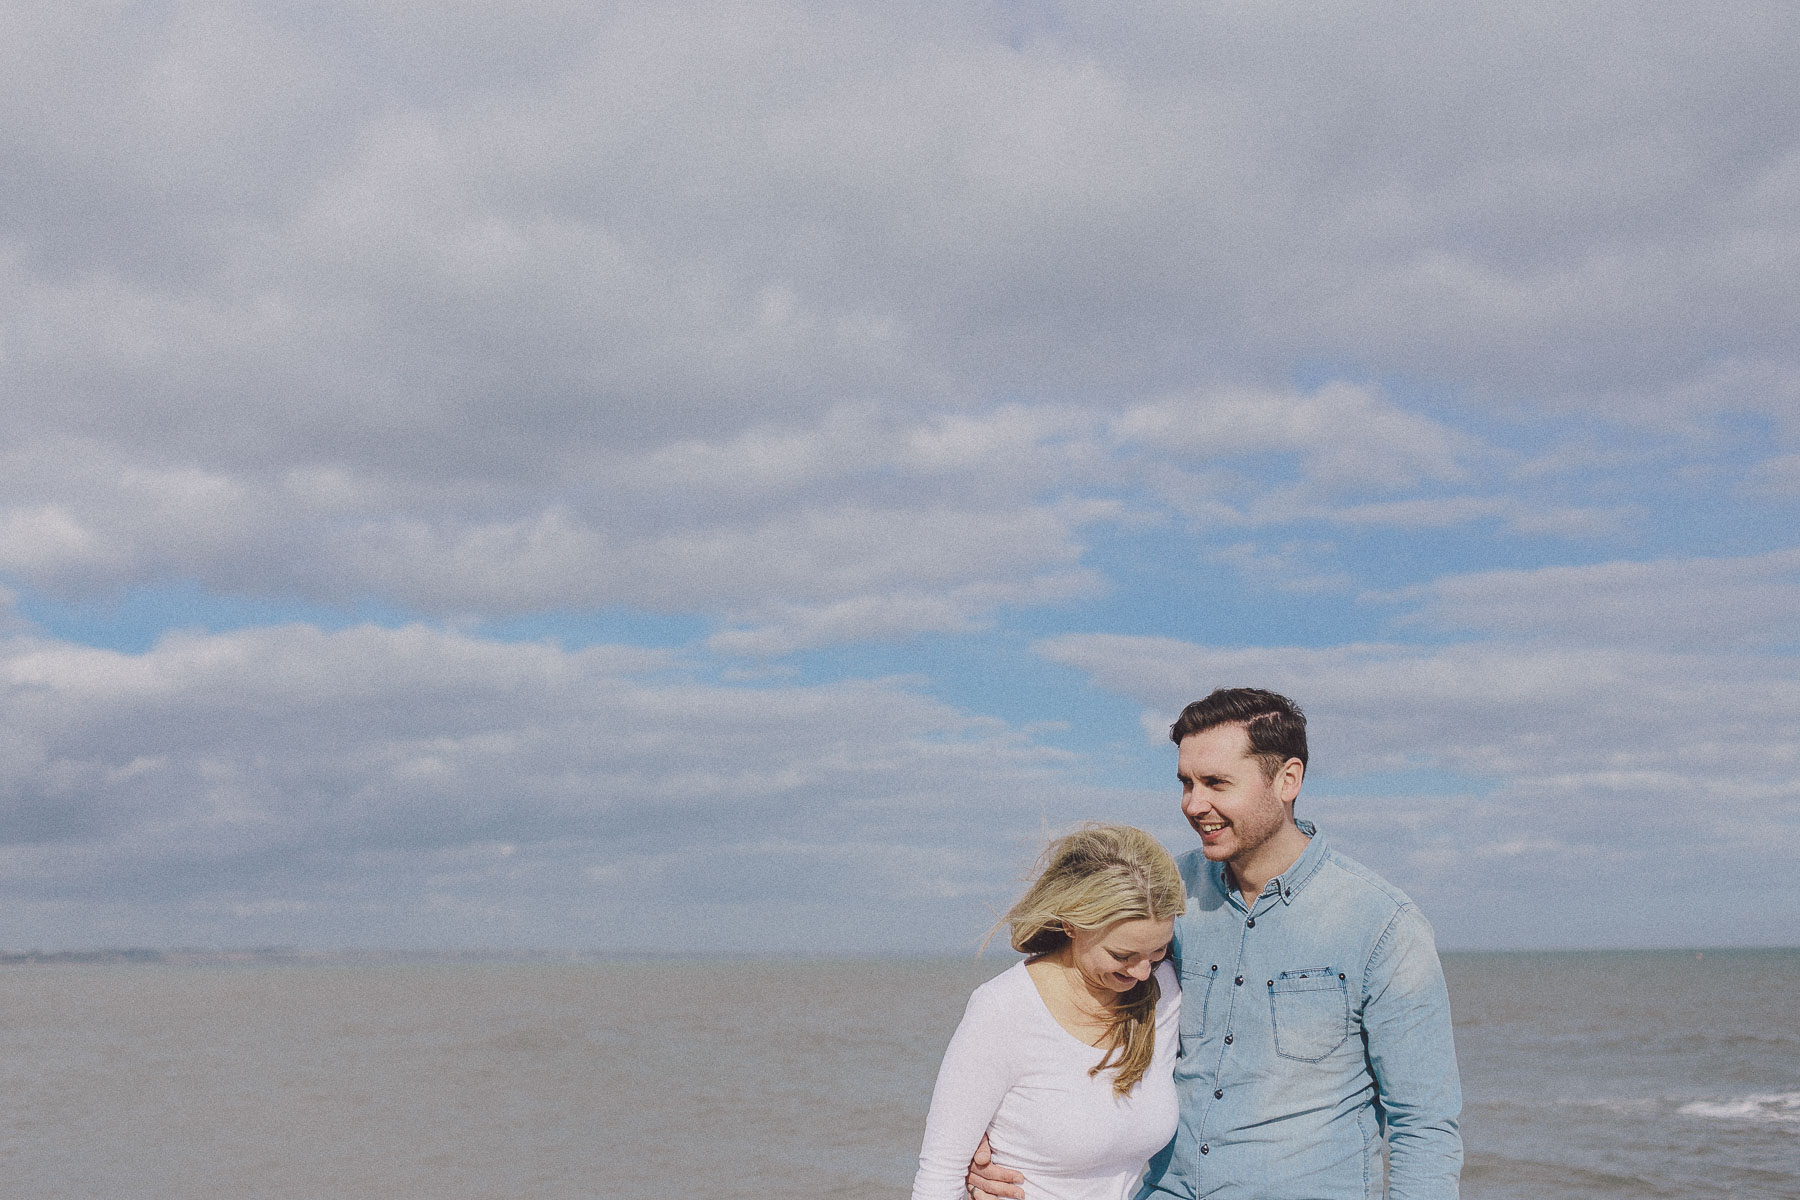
left=971, top=687, right=1462, bottom=1199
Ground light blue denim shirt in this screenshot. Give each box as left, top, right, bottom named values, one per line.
left=1138, top=823, right=1462, bottom=1200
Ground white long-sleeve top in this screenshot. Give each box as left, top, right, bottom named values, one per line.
left=912, top=960, right=1181, bottom=1200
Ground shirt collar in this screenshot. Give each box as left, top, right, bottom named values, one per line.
left=1277, top=821, right=1328, bottom=903
left=1206, top=819, right=1329, bottom=906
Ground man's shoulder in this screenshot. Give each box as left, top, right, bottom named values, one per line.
left=1172, top=846, right=1221, bottom=899
left=1306, top=842, right=1450, bottom=973
left=1310, top=843, right=1418, bottom=916
left=1174, top=845, right=1211, bottom=880
left=1296, top=841, right=1441, bottom=961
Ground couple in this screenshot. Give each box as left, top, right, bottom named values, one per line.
left=913, top=688, right=1463, bottom=1200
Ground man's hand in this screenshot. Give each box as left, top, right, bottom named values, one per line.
left=965, top=1133, right=1026, bottom=1200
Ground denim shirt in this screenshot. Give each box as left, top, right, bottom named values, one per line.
left=1138, top=824, right=1462, bottom=1200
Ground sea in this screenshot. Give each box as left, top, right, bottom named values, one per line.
left=0, top=950, right=1794, bottom=1198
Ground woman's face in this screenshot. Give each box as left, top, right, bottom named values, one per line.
left=1065, top=916, right=1175, bottom=994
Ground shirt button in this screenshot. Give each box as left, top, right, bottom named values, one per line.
left=1234, top=975, right=1244, bottom=985
left=1214, top=1089, right=1223, bottom=1099
left=1223, top=1034, right=1233, bottom=1044
left=1200, top=1144, right=1210, bottom=1155
left=1246, top=918, right=1255, bottom=928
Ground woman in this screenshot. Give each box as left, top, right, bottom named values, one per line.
left=912, top=824, right=1186, bottom=1200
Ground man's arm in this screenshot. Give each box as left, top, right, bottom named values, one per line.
left=966, top=1133, right=1026, bottom=1200
left=1362, top=905, right=1463, bottom=1200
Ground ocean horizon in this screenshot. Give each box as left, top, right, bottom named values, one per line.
left=5, top=943, right=1795, bottom=963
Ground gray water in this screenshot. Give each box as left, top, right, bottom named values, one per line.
left=0, top=951, right=1794, bottom=1198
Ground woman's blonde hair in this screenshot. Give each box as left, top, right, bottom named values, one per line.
left=1002, top=823, right=1185, bottom=1095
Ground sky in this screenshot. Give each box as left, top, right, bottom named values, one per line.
left=2, top=0, right=1797, bottom=954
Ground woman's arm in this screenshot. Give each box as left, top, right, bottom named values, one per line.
left=912, top=985, right=1020, bottom=1200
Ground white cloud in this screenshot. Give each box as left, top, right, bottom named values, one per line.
left=2, top=1, right=1799, bottom=951
left=0, top=620, right=1127, bottom=949
left=0, top=416, right=1118, bottom=640
left=1034, top=631, right=1800, bottom=944
left=1377, top=549, right=1800, bottom=649
left=1745, top=453, right=1800, bottom=498
left=8, top=1, right=1797, bottom=446
left=0, top=505, right=107, bottom=577
left=707, top=568, right=1102, bottom=656
left=1115, top=383, right=1479, bottom=495
left=1034, top=632, right=1800, bottom=800
left=333, top=500, right=1105, bottom=621
left=1204, top=542, right=1353, bottom=595
left=1, top=1, right=1794, bottom=633
left=1320, top=496, right=1640, bottom=539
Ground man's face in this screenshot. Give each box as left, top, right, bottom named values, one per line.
left=1177, top=722, right=1299, bottom=866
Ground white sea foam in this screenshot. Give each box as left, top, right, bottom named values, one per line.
left=1678, top=1092, right=1800, bottom=1126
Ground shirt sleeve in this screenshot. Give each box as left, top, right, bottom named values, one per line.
left=1362, top=905, right=1464, bottom=1200
left=911, top=981, right=1021, bottom=1200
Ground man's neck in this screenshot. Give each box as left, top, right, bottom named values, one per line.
left=1227, top=822, right=1312, bottom=906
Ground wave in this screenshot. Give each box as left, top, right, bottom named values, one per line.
left=1677, top=1092, right=1800, bottom=1126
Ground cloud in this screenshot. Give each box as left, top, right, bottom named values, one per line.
left=10, top=1, right=1799, bottom=434
left=3, top=2, right=1794, bottom=627
left=706, top=569, right=1101, bottom=656
left=1320, top=496, right=1641, bottom=539
left=0, top=620, right=1135, bottom=949
left=1034, top=631, right=1800, bottom=945
left=1745, top=452, right=1800, bottom=498
left=3, top=1, right=1800, bottom=951
left=1115, top=383, right=1479, bottom=495
left=1376, top=549, right=1800, bottom=649
left=1034, top=633, right=1800, bottom=777
left=1204, top=542, right=1353, bottom=595
left=0, top=413, right=1119, bottom=639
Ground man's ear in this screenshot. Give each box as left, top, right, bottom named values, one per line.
left=1278, top=757, right=1305, bottom=806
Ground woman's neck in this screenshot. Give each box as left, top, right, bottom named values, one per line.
left=1034, top=947, right=1118, bottom=1023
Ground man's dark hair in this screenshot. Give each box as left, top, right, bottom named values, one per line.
left=1169, top=687, right=1308, bottom=782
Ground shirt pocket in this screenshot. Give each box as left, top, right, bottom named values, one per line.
left=1267, top=966, right=1351, bottom=1062
left=1179, top=960, right=1218, bottom=1047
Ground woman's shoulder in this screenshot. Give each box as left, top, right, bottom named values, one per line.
left=966, top=959, right=1034, bottom=1011
left=951, top=960, right=1037, bottom=1044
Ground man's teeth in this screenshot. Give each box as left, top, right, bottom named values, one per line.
left=1199, top=822, right=1226, bottom=832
